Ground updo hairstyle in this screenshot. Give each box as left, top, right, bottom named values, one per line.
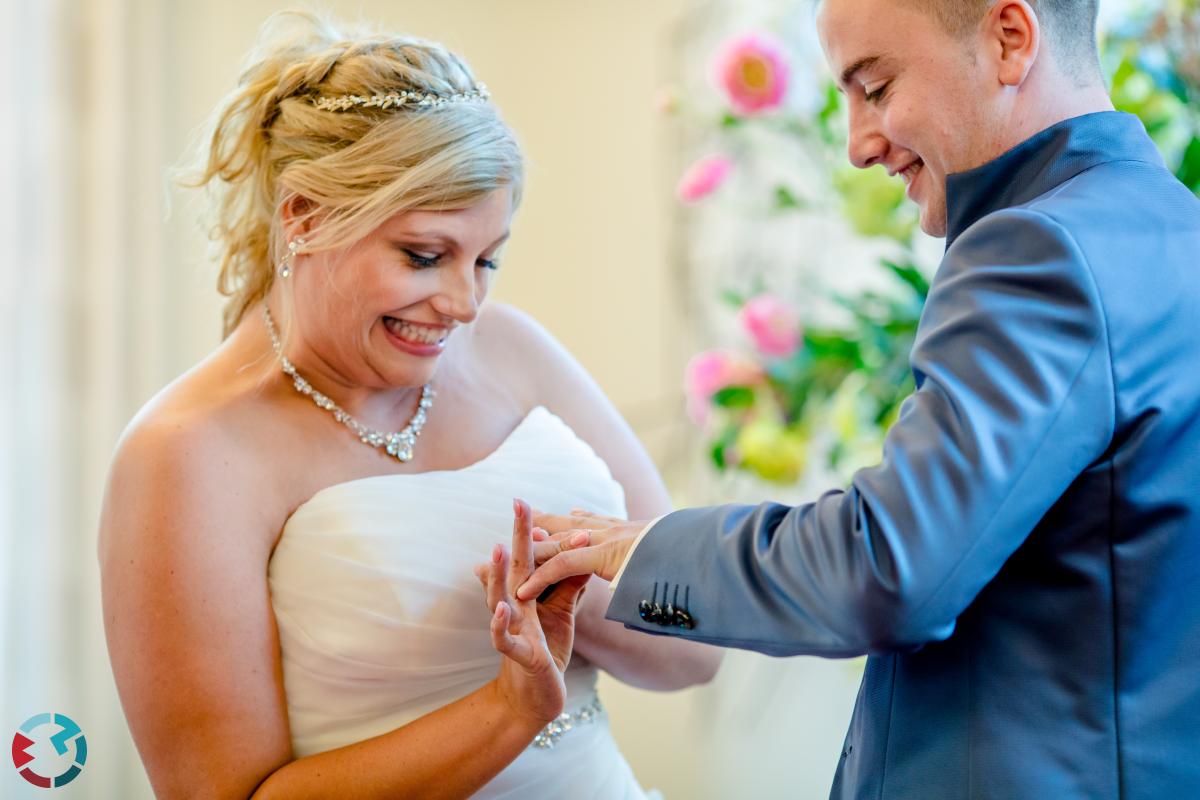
left=180, top=10, right=524, bottom=338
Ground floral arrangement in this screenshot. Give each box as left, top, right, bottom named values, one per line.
left=1105, top=0, right=1200, bottom=194
left=678, top=7, right=1200, bottom=486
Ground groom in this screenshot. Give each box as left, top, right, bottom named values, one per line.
left=519, top=0, right=1200, bottom=797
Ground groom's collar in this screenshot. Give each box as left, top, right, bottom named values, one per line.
left=944, top=111, right=1164, bottom=248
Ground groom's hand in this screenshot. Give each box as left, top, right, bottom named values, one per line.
left=527, top=508, right=633, bottom=565
left=533, top=508, right=631, bottom=535
left=516, top=512, right=649, bottom=601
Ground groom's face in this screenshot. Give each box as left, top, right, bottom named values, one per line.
left=817, top=0, right=1002, bottom=237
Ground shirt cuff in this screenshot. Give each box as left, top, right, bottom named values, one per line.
left=608, top=515, right=665, bottom=592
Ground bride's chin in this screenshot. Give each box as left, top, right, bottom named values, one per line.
left=378, top=365, right=437, bottom=390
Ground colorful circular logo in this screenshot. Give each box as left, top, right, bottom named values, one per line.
left=11, top=713, right=87, bottom=788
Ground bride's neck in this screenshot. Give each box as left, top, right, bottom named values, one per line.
left=225, top=300, right=428, bottom=427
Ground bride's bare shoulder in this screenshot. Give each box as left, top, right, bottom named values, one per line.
left=470, top=302, right=568, bottom=373
left=100, top=351, right=287, bottom=551
left=119, top=348, right=279, bottom=461
left=469, top=301, right=609, bottom=412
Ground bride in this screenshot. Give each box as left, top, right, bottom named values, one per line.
left=97, top=10, right=720, bottom=798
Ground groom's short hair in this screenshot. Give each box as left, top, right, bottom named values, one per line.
left=913, top=0, right=1101, bottom=82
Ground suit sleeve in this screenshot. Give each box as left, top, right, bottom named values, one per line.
left=607, top=208, right=1116, bottom=656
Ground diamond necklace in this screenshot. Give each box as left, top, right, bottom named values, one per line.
left=263, top=305, right=435, bottom=462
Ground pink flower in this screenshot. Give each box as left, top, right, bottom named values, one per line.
left=676, top=153, right=734, bottom=203
left=712, top=33, right=790, bottom=116
left=685, top=349, right=764, bottom=424
left=739, top=295, right=802, bottom=358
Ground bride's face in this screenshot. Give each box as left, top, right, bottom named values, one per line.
left=290, top=187, right=513, bottom=390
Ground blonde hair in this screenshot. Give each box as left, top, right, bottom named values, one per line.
left=179, top=10, right=524, bottom=338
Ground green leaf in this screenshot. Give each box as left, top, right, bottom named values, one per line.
left=720, top=289, right=746, bottom=309
left=709, top=423, right=740, bottom=471
left=881, top=259, right=931, bottom=299
left=816, top=81, right=843, bottom=145
left=828, top=440, right=845, bottom=469
left=1108, top=52, right=1139, bottom=95
left=818, top=81, right=841, bottom=122
left=712, top=385, right=756, bottom=409
left=804, top=330, right=863, bottom=362
left=1176, top=136, right=1200, bottom=196
left=720, top=112, right=742, bottom=128
left=773, top=185, right=804, bottom=210
left=710, top=440, right=727, bottom=469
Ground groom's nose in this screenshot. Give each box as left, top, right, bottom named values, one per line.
left=846, top=99, right=889, bottom=170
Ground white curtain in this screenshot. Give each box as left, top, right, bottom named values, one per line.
left=2, top=0, right=166, bottom=796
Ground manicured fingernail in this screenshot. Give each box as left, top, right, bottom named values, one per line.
left=492, top=544, right=501, bottom=563
left=513, top=498, right=522, bottom=518
left=570, top=532, right=588, bottom=546
left=494, top=602, right=506, bottom=618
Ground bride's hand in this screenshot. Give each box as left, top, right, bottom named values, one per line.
left=476, top=498, right=590, bottom=726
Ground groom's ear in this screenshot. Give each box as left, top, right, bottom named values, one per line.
left=983, top=0, right=1041, bottom=88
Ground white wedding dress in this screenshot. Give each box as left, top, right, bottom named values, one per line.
left=267, top=406, right=655, bottom=798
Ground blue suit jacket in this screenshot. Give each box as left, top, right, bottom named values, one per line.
left=608, top=112, right=1200, bottom=798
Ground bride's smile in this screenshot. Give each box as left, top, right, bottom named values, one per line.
left=381, top=316, right=451, bottom=356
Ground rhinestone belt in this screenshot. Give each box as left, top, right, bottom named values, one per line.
left=531, top=695, right=605, bottom=749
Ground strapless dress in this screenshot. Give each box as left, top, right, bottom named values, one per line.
left=267, top=406, right=654, bottom=798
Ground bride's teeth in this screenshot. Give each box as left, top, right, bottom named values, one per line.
left=385, top=317, right=445, bottom=345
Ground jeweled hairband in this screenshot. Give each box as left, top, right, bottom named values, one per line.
left=310, top=84, right=490, bottom=112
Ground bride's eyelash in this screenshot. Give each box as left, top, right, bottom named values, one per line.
left=402, top=248, right=499, bottom=271
left=403, top=249, right=441, bottom=268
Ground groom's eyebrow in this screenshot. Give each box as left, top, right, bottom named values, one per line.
left=839, top=55, right=885, bottom=89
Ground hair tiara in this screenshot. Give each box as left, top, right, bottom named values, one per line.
left=311, top=84, right=491, bottom=112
